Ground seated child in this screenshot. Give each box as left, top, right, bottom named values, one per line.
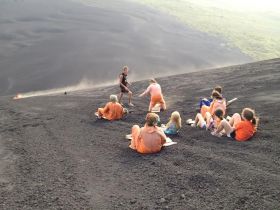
left=161, top=111, right=182, bottom=135
left=129, top=113, right=167, bottom=154
left=191, top=109, right=224, bottom=131
left=199, top=85, right=223, bottom=108
left=201, top=91, right=227, bottom=128
left=95, top=95, right=127, bottom=121
left=211, top=108, right=258, bottom=141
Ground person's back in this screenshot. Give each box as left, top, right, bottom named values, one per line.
left=137, top=125, right=165, bottom=154
left=139, top=79, right=166, bottom=112
left=235, top=120, right=256, bottom=141
left=148, top=83, right=162, bottom=97
left=164, top=111, right=181, bottom=135
left=164, top=122, right=178, bottom=135
left=104, top=102, right=124, bottom=120
left=210, top=99, right=226, bottom=115
left=129, top=113, right=166, bottom=154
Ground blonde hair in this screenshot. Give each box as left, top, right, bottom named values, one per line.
left=149, top=78, right=157, bottom=84
left=242, top=108, right=259, bottom=128
left=110, top=95, right=118, bottom=103
left=167, top=111, right=182, bottom=129
left=145, top=113, right=159, bottom=127
left=122, top=66, right=129, bottom=71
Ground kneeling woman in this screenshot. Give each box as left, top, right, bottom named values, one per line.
left=129, top=113, right=167, bottom=154
left=96, top=95, right=126, bottom=121
left=139, top=79, right=166, bottom=112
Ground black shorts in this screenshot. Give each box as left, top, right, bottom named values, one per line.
left=120, top=85, right=128, bottom=93
left=229, top=131, right=236, bottom=139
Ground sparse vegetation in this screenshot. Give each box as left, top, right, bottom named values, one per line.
left=127, top=0, right=280, bottom=60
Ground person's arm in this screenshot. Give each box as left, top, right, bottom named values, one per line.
left=234, top=122, right=242, bottom=130
left=103, top=103, right=110, bottom=113
left=139, top=85, right=151, bottom=97
left=156, top=128, right=167, bottom=144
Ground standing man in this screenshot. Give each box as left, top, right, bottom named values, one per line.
left=119, top=66, right=134, bottom=106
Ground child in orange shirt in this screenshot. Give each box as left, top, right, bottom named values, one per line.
left=96, top=95, right=127, bottom=121
left=212, top=108, right=258, bottom=141
left=129, top=113, right=167, bottom=154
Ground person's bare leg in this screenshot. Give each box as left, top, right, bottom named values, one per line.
left=161, top=102, right=166, bottom=111
left=119, top=92, right=123, bottom=104
left=129, top=125, right=140, bottom=150
left=97, top=108, right=104, bottom=119
left=128, top=91, right=133, bottom=106
left=195, top=113, right=206, bottom=128
left=194, top=113, right=200, bottom=125
left=149, top=99, right=157, bottom=112
left=160, top=98, right=167, bottom=110
left=215, top=119, right=234, bottom=136
left=230, top=113, right=241, bottom=127
left=205, top=112, right=212, bottom=128
left=148, top=102, right=153, bottom=112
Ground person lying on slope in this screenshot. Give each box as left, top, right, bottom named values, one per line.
left=129, top=113, right=167, bottom=154
left=95, top=95, right=127, bottom=121
left=211, top=108, right=258, bottom=141
left=139, top=79, right=166, bottom=112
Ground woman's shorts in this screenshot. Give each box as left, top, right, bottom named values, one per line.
left=227, top=131, right=236, bottom=139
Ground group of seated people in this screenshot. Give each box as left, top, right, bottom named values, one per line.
left=190, top=86, right=258, bottom=142
left=95, top=82, right=259, bottom=154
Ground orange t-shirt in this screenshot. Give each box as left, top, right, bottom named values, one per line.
left=102, top=102, right=124, bottom=121
left=136, top=126, right=166, bottom=154
left=235, top=121, right=256, bottom=141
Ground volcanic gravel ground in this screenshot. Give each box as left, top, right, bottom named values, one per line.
left=0, top=58, right=280, bottom=209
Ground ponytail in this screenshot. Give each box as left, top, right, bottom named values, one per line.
left=242, top=108, right=259, bottom=128
left=214, top=109, right=224, bottom=120
left=251, top=116, right=259, bottom=128
left=252, top=117, right=256, bottom=125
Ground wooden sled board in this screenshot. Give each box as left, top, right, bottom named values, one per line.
left=226, top=97, right=238, bottom=107
left=163, top=137, right=177, bottom=147
left=163, top=141, right=177, bottom=147
left=126, top=136, right=177, bottom=146
left=151, top=103, right=161, bottom=113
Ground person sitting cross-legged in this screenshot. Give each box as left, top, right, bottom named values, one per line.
left=96, top=95, right=127, bottom=121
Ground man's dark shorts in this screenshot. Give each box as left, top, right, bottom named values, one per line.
left=120, top=85, right=129, bottom=93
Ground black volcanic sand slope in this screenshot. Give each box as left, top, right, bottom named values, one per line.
left=0, top=59, right=280, bottom=209
left=0, top=0, right=251, bottom=95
